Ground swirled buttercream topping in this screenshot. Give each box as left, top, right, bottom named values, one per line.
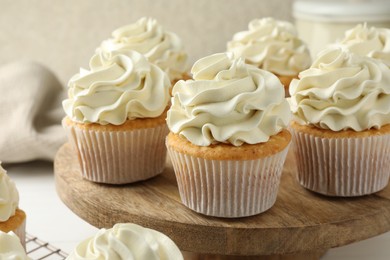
left=99, top=17, right=188, bottom=82
left=289, top=47, right=390, bottom=131
left=167, top=52, right=291, bottom=146
left=0, top=231, right=30, bottom=260
left=0, top=164, right=19, bottom=222
left=338, top=23, right=390, bottom=67
left=66, top=223, right=183, bottom=260
left=227, top=17, right=311, bottom=76
left=63, top=50, right=170, bottom=125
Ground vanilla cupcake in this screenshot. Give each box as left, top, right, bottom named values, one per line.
left=289, top=47, right=390, bottom=196
left=337, top=23, right=390, bottom=67
left=166, top=52, right=291, bottom=218
left=227, top=17, right=311, bottom=96
left=62, top=50, right=170, bottom=184
left=0, top=231, right=30, bottom=259
left=66, top=223, right=183, bottom=260
left=99, top=17, right=190, bottom=87
left=0, top=164, right=26, bottom=248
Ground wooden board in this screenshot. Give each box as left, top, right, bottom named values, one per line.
left=54, top=143, right=390, bottom=257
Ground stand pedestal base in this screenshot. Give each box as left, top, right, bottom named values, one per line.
left=54, top=143, right=390, bottom=258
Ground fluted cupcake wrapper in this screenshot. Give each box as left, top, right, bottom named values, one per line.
left=63, top=122, right=168, bottom=184
left=167, top=144, right=290, bottom=218
left=13, top=218, right=26, bottom=249
left=290, top=127, right=390, bottom=196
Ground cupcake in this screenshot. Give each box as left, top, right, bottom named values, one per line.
left=98, top=17, right=190, bottom=87
left=337, top=23, right=390, bottom=67
left=166, top=52, right=291, bottom=218
left=0, top=164, right=26, bottom=248
left=227, top=17, right=311, bottom=96
left=0, top=231, right=30, bottom=259
left=289, top=47, right=390, bottom=196
left=66, top=223, right=183, bottom=260
left=62, top=50, right=170, bottom=184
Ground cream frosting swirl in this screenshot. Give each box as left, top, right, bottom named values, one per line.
left=167, top=52, right=291, bottom=146
left=99, top=17, right=188, bottom=82
left=66, top=223, right=183, bottom=260
left=227, top=17, right=311, bottom=76
left=63, top=50, right=170, bottom=125
left=289, top=47, right=390, bottom=131
left=0, top=164, right=19, bottom=222
left=0, top=231, right=30, bottom=260
left=338, top=24, right=390, bottom=67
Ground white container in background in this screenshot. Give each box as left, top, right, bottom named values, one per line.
left=293, top=0, right=390, bottom=57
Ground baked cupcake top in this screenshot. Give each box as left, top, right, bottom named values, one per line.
left=99, top=17, right=188, bottom=82
left=227, top=17, right=311, bottom=77
left=63, top=50, right=170, bottom=125
left=0, top=164, right=19, bottom=222
left=67, top=223, right=183, bottom=260
left=289, top=47, right=390, bottom=131
left=337, top=23, right=390, bottom=67
left=167, top=52, right=291, bottom=146
left=0, top=231, right=30, bottom=260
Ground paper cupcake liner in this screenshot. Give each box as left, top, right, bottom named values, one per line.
left=64, top=122, right=168, bottom=184
left=13, top=217, right=26, bottom=249
left=167, top=144, right=290, bottom=218
left=290, top=127, right=390, bottom=196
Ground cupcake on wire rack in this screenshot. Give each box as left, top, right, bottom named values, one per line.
left=166, top=52, right=291, bottom=218
left=227, top=17, right=312, bottom=96
left=66, top=223, right=183, bottom=260
left=0, top=163, right=26, bottom=248
left=0, top=231, right=30, bottom=259
left=289, top=46, right=390, bottom=196
left=98, top=17, right=190, bottom=89
left=62, top=50, right=171, bottom=184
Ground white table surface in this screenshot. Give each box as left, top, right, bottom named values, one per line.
left=6, top=160, right=390, bottom=260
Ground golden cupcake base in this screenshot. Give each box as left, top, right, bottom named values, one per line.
left=0, top=209, right=26, bottom=248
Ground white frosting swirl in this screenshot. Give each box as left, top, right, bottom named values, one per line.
left=0, top=164, right=19, bottom=222
left=63, top=50, right=170, bottom=125
left=99, top=17, right=188, bottom=82
left=338, top=24, right=390, bottom=67
left=289, top=47, right=390, bottom=131
left=227, top=17, right=311, bottom=76
left=167, top=52, right=291, bottom=146
left=66, top=223, right=183, bottom=260
left=0, top=231, right=30, bottom=260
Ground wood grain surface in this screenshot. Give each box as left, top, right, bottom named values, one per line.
left=54, top=143, right=390, bottom=257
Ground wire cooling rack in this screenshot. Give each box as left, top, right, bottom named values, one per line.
left=26, top=233, right=68, bottom=260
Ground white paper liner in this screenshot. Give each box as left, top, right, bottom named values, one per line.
left=13, top=217, right=26, bottom=249
left=63, top=121, right=168, bottom=184
left=290, top=127, right=390, bottom=196
left=167, top=144, right=290, bottom=218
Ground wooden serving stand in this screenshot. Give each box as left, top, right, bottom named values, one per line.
left=54, top=143, right=390, bottom=260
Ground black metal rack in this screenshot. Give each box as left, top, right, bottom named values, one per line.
left=26, top=233, right=68, bottom=260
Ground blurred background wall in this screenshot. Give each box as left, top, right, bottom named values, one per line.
left=0, top=0, right=293, bottom=84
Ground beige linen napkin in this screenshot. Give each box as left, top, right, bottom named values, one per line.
left=0, top=61, right=67, bottom=163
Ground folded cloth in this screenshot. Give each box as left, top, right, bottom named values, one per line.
left=0, top=61, right=67, bottom=163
